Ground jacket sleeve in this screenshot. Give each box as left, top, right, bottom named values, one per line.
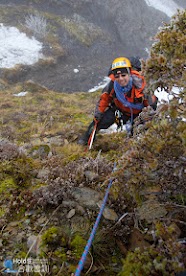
left=131, top=72, right=146, bottom=98
left=131, top=70, right=158, bottom=110
left=94, top=81, right=113, bottom=120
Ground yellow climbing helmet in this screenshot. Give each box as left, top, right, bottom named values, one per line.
left=111, top=57, right=131, bottom=71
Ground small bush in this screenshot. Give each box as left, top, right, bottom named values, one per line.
left=24, top=13, right=48, bottom=38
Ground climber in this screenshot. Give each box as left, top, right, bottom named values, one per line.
left=78, top=56, right=158, bottom=146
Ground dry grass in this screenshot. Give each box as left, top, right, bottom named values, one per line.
left=0, top=85, right=100, bottom=146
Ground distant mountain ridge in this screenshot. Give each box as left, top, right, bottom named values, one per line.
left=0, top=0, right=185, bottom=92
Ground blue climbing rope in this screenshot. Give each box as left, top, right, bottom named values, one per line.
left=125, top=107, right=133, bottom=135
left=74, top=163, right=116, bottom=276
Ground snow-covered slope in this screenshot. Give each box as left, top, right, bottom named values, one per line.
left=0, top=24, right=43, bottom=68
left=144, top=0, right=182, bottom=17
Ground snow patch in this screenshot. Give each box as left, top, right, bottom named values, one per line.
left=154, top=86, right=181, bottom=103
left=0, top=24, right=43, bottom=68
left=144, top=0, right=181, bottom=17
left=13, top=91, right=28, bottom=97
left=99, top=123, right=128, bottom=134
left=88, top=77, right=110, bottom=92
left=73, top=68, right=79, bottom=73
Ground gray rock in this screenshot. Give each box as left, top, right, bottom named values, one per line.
left=37, top=168, right=50, bottom=179
left=97, top=201, right=118, bottom=221
left=84, top=170, right=98, bottom=181
left=137, top=199, right=167, bottom=223
left=72, top=187, right=102, bottom=208
left=66, top=209, right=76, bottom=219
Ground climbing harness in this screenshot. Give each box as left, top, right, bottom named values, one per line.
left=115, top=110, right=124, bottom=131
left=74, top=163, right=117, bottom=276
left=115, top=109, right=133, bottom=136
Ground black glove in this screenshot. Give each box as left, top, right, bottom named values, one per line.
left=94, top=111, right=103, bottom=122
left=145, top=95, right=158, bottom=110
left=150, top=95, right=158, bottom=110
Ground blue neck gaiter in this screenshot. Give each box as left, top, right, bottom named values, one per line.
left=114, top=77, right=144, bottom=110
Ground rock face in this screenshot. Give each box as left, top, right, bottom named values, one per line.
left=137, top=198, right=167, bottom=223
left=0, top=0, right=186, bottom=92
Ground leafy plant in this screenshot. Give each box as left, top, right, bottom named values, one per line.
left=144, top=10, right=186, bottom=94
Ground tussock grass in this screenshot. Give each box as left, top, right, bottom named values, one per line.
left=0, top=86, right=99, bottom=145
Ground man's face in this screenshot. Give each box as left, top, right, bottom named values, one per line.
left=114, top=70, right=130, bottom=87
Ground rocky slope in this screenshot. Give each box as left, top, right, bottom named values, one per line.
left=0, top=81, right=185, bottom=275
left=0, top=7, right=185, bottom=276
left=0, top=0, right=185, bottom=92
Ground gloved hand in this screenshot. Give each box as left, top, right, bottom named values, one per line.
left=144, top=95, right=158, bottom=110
left=94, top=111, right=103, bottom=122
left=139, top=106, right=156, bottom=123
left=94, top=117, right=99, bottom=124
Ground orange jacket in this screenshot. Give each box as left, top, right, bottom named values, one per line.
left=95, top=70, right=147, bottom=117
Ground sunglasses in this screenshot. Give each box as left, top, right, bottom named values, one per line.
left=114, top=73, right=128, bottom=79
